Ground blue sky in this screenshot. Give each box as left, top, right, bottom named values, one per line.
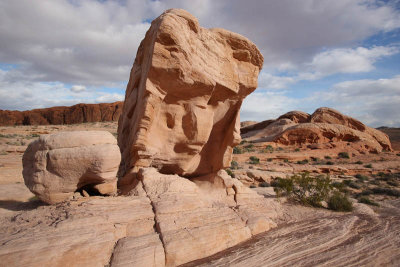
left=0, top=0, right=399, bottom=127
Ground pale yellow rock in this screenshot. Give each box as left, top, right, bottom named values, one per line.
left=110, top=233, right=165, bottom=267
left=22, top=131, right=120, bottom=204
left=0, top=196, right=156, bottom=267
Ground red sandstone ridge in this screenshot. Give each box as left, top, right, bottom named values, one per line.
left=241, top=107, right=392, bottom=153
left=0, top=101, right=123, bottom=126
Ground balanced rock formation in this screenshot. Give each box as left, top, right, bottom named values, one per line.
left=117, top=8, right=263, bottom=180
left=6, top=9, right=281, bottom=267
left=242, top=107, right=392, bottom=153
left=23, top=131, right=120, bottom=204
left=0, top=101, right=123, bottom=126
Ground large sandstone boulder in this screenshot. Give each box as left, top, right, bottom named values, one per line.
left=117, top=9, right=263, bottom=181
left=23, top=131, right=120, bottom=204
left=241, top=107, right=392, bottom=153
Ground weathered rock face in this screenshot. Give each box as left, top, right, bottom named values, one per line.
left=241, top=107, right=392, bottom=153
left=129, top=168, right=280, bottom=266
left=10, top=9, right=281, bottom=267
left=0, top=196, right=160, bottom=267
left=23, top=131, right=120, bottom=204
left=0, top=101, right=123, bottom=126
left=117, top=9, right=263, bottom=180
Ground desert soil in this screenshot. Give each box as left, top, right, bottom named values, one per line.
left=1, top=122, right=399, bottom=266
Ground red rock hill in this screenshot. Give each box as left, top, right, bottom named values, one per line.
left=0, top=101, right=123, bottom=126
left=241, top=107, right=392, bottom=153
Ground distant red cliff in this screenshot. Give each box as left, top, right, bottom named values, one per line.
left=0, top=101, right=123, bottom=126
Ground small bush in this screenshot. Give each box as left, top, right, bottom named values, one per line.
left=360, top=189, right=373, bottom=195
left=240, top=140, right=247, bottom=145
left=267, top=158, right=273, bottom=162
left=230, top=160, right=239, bottom=169
left=372, top=187, right=400, bottom=197
left=324, top=156, right=332, bottom=160
left=225, top=169, right=235, bottom=178
left=250, top=185, right=257, bottom=188
left=249, top=156, right=260, bottom=164
left=396, top=153, right=400, bottom=156
left=283, top=159, right=289, bottom=163
left=328, top=192, right=353, bottom=212
left=387, top=180, right=399, bottom=186
left=364, top=164, right=373, bottom=168
left=355, top=174, right=368, bottom=182
left=326, top=161, right=334, bottom=165
left=294, top=148, right=300, bottom=152
left=259, top=182, right=270, bottom=187
left=233, top=147, right=242, bottom=154
left=358, top=196, right=379, bottom=207
left=265, top=145, right=274, bottom=152
left=348, top=181, right=361, bottom=189
left=354, top=161, right=363, bottom=165
left=296, top=159, right=309, bottom=165
left=311, top=157, right=319, bottom=162
left=338, top=152, right=350, bottom=159
left=274, top=173, right=332, bottom=207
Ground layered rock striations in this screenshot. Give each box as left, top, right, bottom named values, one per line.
left=7, top=9, right=282, bottom=267
left=117, top=8, right=263, bottom=180
left=242, top=107, right=392, bottom=153
left=0, top=101, right=123, bottom=126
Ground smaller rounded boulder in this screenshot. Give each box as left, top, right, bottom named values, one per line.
left=23, top=131, right=120, bottom=204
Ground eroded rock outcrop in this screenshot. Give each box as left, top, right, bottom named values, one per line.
left=23, top=131, right=120, bottom=204
left=242, top=107, right=392, bottom=153
left=117, top=8, right=263, bottom=180
left=0, top=101, right=123, bottom=126
left=0, top=196, right=159, bottom=267
left=9, top=9, right=281, bottom=267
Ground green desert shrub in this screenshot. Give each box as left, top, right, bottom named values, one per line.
left=233, top=147, right=242, bottom=154
left=358, top=196, right=379, bottom=207
left=355, top=174, right=368, bottom=182
left=250, top=185, right=257, bottom=188
left=371, top=187, right=400, bottom=197
left=259, top=182, right=270, bottom=187
left=230, top=160, right=239, bottom=169
left=296, top=159, right=309, bottom=165
left=294, top=148, right=300, bottom=152
left=354, top=161, right=363, bottom=165
left=243, top=144, right=255, bottom=152
left=338, top=152, right=350, bottom=159
left=324, top=156, right=332, bottom=160
left=328, top=192, right=353, bottom=212
left=274, top=173, right=332, bottom=207
left=249, top=156, right=260, bottom=164
left=326, top=161, right=334, bottom=165
left=364, top=164, right=373, bottom=168
left=225, top=169, right=235, bottom=178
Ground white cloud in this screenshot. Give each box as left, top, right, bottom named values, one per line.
left=95, top=93, right=124, bottom=103
left=243, top=75, right=400, bottom=127
left=240, top=91, right=297, bottom=122
left=258, top=72, right=295, bottom=90
left=307, top=46, right=398, bottom=77
left=0, top=69, right=123, bottom=111
left=307, top=75, right=400, bottom=127
left=257, top=45, right=399, bottom=89
left=70, top=85, right=86, bottom=93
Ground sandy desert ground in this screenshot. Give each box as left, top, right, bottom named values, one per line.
left=1, top=122, right=400, bottom=266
